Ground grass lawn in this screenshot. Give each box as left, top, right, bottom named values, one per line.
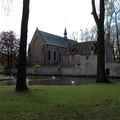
left=0, top=83, right=120, bottom=120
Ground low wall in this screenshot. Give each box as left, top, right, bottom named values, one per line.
left=27, top=67, right=62, bottom=75
left=62, top=68, right=81, bottom=76
left=106, top=62, right=120, bottom=77
left=0, top=68, right=11, bottom=74
left=0, top=67, right=62, bottom=76
left=0, top=62, right=120, bottom=77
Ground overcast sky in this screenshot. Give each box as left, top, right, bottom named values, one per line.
left=0, top=0, right=96, bottom=43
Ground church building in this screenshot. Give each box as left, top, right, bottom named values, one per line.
left=28, top=27, right=113, bottom=69
left=28, top=28, right=77, bottom=66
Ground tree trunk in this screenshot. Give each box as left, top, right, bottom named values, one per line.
left=92, top=0, right=109, bottom=83
left=96, top=20, right=106, bottom=83
left=16, top=0, right=30, bottom=91
left=115, top=15, right=120, bottom=59
left=7, top=49, right=10, bottom=68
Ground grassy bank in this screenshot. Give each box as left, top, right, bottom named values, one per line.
left=0, top=83, right=120, bottom=120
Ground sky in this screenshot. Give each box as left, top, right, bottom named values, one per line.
left=0, top=0, right=96, bottom=43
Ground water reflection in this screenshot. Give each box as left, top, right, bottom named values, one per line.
left=0, top=75, right=120, bottom=86
left=26, top=76, right=96, bottom=86
left=0, top=78, right=16, bottom=86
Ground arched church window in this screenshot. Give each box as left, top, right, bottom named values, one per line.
left=54, top=51, right=57, bottom=61
left=48, top=50, right=51, bottom=60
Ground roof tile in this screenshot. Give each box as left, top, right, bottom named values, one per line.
left=39, top=30, right=76, bottom=48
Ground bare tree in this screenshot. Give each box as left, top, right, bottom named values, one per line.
left=80, top=26, right=97, bottom=41
left=105, top=0, right=120, bottom=60
left=70, top=30, right=78, bottom=41
left=1, top=0, right=30, bottom=90
left=16, top=0, right=30, bottom=91
left=92, top=0, right=109, bottom=83
left=113, top=1, right=120, bottom=59
left=1, top=0, right=13, bottom=15
left=0, top=31, right=19, bottom=67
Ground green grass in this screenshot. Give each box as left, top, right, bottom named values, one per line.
left=0, top=65, right=5, bottom=68
left=0, top=83, right=120, bottom=120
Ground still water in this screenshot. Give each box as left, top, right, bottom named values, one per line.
left=0, top=75, right=120, bottom=86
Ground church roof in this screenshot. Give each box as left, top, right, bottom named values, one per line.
left=38, top=30, right=76, bottom=48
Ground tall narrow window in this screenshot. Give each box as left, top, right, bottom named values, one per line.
left=48, top=50, right=51, bottom=60
left=59, top=52, right=61, bottom=61
left=54, top=51, right=56, bottom=60
left=91, top=46, right=94, bottom=50
left=86, top=56, right=89, bottom=60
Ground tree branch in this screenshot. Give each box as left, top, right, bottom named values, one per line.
left=100, top=0, right=105, bottom=23
left=91, top=0, right=99, bottom=25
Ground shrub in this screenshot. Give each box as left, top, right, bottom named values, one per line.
left=0, top=65, right=5, bottom=68
left=32, top=64, right=40, bottom=68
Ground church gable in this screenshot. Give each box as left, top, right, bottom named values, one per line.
left=28, top=29, right=46, bottom=66
left=31, top=29, right=45, bottom=45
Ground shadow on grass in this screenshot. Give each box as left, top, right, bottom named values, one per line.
left=5, top=89, right=45, bottom=94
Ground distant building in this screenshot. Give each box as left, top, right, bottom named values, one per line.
left=28, top=28, right=77, bottom=66
left=62, top=41, right=97, bottom=67
left=28, top=28, right=113, bottom=69
left=105, top=34, right=113, bottom=62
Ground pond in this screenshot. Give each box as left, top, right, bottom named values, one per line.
left=0, top=74, right=120, bottom=86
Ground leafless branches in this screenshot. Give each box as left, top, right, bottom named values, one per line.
left=1, top=0, right=13, bottom=15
